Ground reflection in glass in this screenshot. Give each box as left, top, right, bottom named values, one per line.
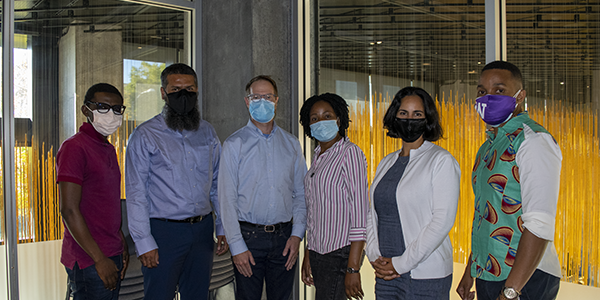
left=9, top=1, right=189, bottom=298
left=317, top=0, right=600, bottom=290
left=0, top=0, right=6, bottom=298
left=318, top=1, right=486, bottom=269
left=506, top=2, right=600, bottom=287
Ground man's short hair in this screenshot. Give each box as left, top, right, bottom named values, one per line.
left=482, top=61, right=523, bottom=87
left=245, top=75, right=278, bottom=96
left=84, top=83, right=123, bottom=103
left=161, top=63, right=198, bottom=88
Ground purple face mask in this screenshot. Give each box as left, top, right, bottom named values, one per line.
left=475, top=90, right=521, bottom=127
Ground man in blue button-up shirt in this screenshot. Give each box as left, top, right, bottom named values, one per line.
left=126, top=63, right=227, bottom=300
left=218, top=75, right=307, bottom=300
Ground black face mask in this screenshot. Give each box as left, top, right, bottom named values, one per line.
left=166, top=89, right=198, bottom=115
left=389, top=118, right=427, bottom=143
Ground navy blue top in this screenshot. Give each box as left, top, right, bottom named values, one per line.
left=373, top=155, right=409, bottom=258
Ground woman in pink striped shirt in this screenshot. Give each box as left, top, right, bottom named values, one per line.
left=299, top=93, right=369, bottom=300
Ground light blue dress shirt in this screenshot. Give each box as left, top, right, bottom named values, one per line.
left=218, top=120, right=307, bottom=256
left=125, top=114, right=223, bottom=256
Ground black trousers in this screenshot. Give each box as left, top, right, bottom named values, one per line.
left=476, top=269, right=560, bottom=300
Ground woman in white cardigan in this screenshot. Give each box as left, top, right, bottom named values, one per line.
left=366, top=86, right=460, bottom=299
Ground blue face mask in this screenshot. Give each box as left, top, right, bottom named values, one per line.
left=249, top=99, right=275, bottom=123
left=310, top=120, right=339, bottom=142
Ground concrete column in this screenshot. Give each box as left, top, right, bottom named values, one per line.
left=202, top=0, right=296, bottom=141
left=58, top=26, right=123, bottom=143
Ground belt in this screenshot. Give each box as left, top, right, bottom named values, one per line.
left=239, top=221, right=291, bottom=233
left=154, top=213, right=210, bottom=224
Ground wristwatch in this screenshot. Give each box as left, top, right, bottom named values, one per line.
left=501, top=286, right=521, bottom=300
left=346, top=267, right=360, bottom=274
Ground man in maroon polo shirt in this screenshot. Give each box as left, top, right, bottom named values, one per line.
left=57, top=83, right=129, bottom=300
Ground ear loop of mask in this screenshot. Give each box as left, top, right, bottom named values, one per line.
left=495, top=89, right=523, bottom=127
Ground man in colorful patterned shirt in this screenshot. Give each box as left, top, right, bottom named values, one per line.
left=456, top=61, right=562, bottom=300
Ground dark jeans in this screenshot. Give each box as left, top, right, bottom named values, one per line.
left=234, top=221, right=295, bottom=300
left=143, top=214, right=215, bottom=300
left=476, top=269, right=560, bottom=300
left=375, top=273, right=452, bottom=300
left=66, top=254, right=123, bottom=300
left=308, top=246, right=350, bottom=300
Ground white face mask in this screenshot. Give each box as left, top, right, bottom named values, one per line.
left=86, top=106, right=123, bottom=136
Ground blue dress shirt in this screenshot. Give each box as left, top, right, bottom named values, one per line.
left=125, top=114, right=223, bottom=256
left=218, top=120, right=307, bottom=256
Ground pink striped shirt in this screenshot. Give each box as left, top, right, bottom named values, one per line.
left=304, top=137, right=368, bottom=255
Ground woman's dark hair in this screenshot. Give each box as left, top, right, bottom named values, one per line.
left=300, top=93, right=349, bottom=140
left=383, top=86, right=443, bottom=142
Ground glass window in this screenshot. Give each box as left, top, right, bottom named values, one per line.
left=317, top=2, right=486, bottom=280
left=7, top=1, right=190, bottom=298
left=0, top=0, right=6, bottom=297
left=506, top=1, right=600, bottom=287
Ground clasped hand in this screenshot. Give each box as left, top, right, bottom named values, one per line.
left=370, top=256, right=400, bottom=280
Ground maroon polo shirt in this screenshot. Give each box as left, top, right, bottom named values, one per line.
left=56, top=122, right=123, bottom=269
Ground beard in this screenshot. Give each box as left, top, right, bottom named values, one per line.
left=163, top=102, right=201, bottom=131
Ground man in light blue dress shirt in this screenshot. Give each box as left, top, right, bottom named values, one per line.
left=126, top=63, right=228, bottom=300
left=218, top=75, right=307, bottom=300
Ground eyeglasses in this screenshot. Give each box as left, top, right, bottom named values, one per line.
left=246, top=94, right=277, bottom=102
left=86, top=101, right=126, bottom=115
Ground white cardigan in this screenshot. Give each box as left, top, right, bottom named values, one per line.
left=366, top=141, right=460, bottom=279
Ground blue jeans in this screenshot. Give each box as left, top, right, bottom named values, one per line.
left=65, top=254, right=123, bottom=300
left=234, top=221, right=295, bottom=300
left=476, top=269, right=560, bottom=300
left=375, top=273, right=452, bottom=300
left=143, top=214, right=215, bottom=300
left=308, top=246, right=350, bottom=300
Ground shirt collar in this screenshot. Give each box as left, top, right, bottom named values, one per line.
left=313, top=136, right=347, bottom=156
left=399, top=140, right=434, bottom=158
left=246, top=119, right=278, bottom=137
left=486, top=112, right=529, bottom=140
left=80, top=122, right=108, bottom=143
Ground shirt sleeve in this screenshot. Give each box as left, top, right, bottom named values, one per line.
left=516, top=125, right=562, bottom=241
left=210, top=134, right=225, bottom=236
left=125, top=129, right=158, bottom=256
left=290, top=140, right=308, bottom=239
left=345, top=144, right=368, bottom=242
left=56, top=140, right=85, bottom=185
left=391, top=153, right=460, bottom=275
left=218, top=139, right=247, bottom=256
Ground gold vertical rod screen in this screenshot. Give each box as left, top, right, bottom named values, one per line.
left=348, top=92, right=600, bottom=287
